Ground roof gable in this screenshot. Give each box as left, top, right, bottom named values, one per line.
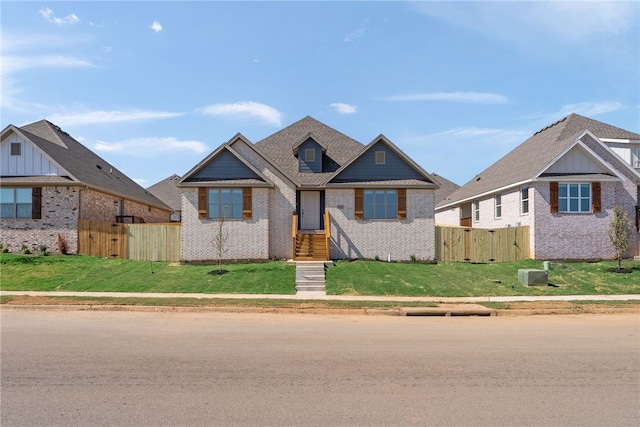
left=2, top=120, right=170, bottom=210
left=537, top=140, right=620, bottom=179
left=179, top=141, right=274, bottom=187
left=327, top=135, right=438, bottom=188
left=437, top=113, right=640, bottom=209
left=254, top=116, right=363, bottom=186
left=1, top=125, right=71, bottom=178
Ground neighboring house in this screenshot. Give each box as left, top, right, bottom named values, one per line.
left=432, top=173, right=460, bottom=205
left=178, top=116, right=439, bottom=261
left=147, top=174, right=182, bottom=221
left=435, top=113, right=640, bottom=260
left=1, top=120, right=172, bottom=254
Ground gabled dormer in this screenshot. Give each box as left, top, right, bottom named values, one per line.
left=293, top=134, right=327, bottom=173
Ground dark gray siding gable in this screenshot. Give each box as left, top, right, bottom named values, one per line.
left=191, top=150, right=261, bottom=180
left=298, top=138, right=323, bottom=173
left=332, top=141, right=424, bottom=182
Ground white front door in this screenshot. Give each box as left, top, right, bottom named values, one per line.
left=300, top=191, right=320, bottom=230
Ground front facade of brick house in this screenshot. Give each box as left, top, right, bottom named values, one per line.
left=179, top=117, right=440, bottom=261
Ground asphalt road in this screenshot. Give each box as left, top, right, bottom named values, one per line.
left=1, top=309, right=638, bottom=426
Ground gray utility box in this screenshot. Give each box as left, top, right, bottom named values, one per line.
left=518, top=269, right=548, bottom=286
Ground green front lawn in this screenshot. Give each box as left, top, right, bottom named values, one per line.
left=1, top=254, right=639, bottom=297
left=327, top=259, right=640, bottom=296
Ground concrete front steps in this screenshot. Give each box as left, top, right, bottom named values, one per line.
left=295, top=261, right=328, bottom=296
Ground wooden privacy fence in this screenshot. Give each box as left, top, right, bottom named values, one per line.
left=78, top=219, right=181, bottom=261
left=436, top=225, right=530, bottom=263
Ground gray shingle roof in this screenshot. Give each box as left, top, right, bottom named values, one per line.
left=431, top=173, right=460, bottom=205
left=254, top=116, right=364, bottom=186
left=10, top=120, right=170, bottom=210
left=437, top=113, right=640, bottom=209
left=147, top=174, right=182, bottom=211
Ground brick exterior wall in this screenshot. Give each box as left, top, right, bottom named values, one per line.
left=326, top=189, right=436, bottom=261
left=181, top=187, right=270, bottom=261
left=434, top=207, right=460, bottom=226
left=231, top=140, right=297, bottom=259
left=81, top=188, right=170, bottom=223
left=1, top=186, right=79, bottom=254
left=533, top=181, right=639, bottom=259
left=1, top=186, right=171, bottom=255
left=435, top=179, right=639, bottom=260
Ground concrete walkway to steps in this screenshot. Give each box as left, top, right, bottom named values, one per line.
left=1, top=290, right=639, bottom=303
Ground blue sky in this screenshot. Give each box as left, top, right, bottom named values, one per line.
left=2, top=1, right=639, bottom=188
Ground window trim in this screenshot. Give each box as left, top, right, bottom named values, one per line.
left=198, top=187, right=252, bottom=221
left=558, top=182, right=592, bottom=213
left=0, top=187, right=35, bottom=219
left=520, top=185, right=529, bottom=215
left=375, top=151, right=385, bottom=165
left=494, top=194, right=502, bottom=219
left=355, top=188, right=405, bottom=220
left=473, top=200, right=480, bottom=222
left=10, top=142, right=22, bottom=156
left=304, top=148, right=315, bottom=163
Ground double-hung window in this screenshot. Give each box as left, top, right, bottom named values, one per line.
left=208, top=188, right=243, bottom=219
left=473, top=200, right=480, bottom=222
left=558, top=183, right=591, bottom=213
left=0, top=188, right=33, bottom=219
left=363, top=189, right=397, bottom=219
left=494, top=194, right=502, bottom=218
left=520, top=185, right=529, bottom=214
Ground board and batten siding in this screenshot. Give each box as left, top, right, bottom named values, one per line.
left=297, top=138, right=323, bottom=173
left=604, top=141, right=640, bottom=169
left=1, top=134, right=65, bottom=176
left=190, top=150, right=261, bottom=180
left=545, top=145, right=610, bottom=175
left=333, top=141, right=424, bottom=182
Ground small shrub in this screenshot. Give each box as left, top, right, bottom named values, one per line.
left=374, top=255, right=380, bottom=261
left=57, top=233, right=68, bottom=255
left=39, top=244, right=48, bottom=256
left=410, top=254, right=418, bottom=263
left=20, top=244, right=32, bottom=255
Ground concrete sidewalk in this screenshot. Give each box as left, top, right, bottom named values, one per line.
left=2, top=290, right=639, bottom=303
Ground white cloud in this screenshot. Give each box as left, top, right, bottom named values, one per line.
left=46, top=110, right=185, bottom=127
left=522, top=102, right=625, bottom=123
left=384, top=92, right=509, bottom=105
left=412, top=2, right=637, bottom=45
left=330, top=103, right=357, bottom=114
left=344, top=28, right=365, bottom=43
left=150, top=21, right=163, bottom=33
left=94, top=137, right=208, bottom=156
left=1, top=55, right=95, bottom=75
left=433, top=127, right=531, bottom=146
left=39, top=7, right=79, bottom=25
left=555, top=102, right=625, bottom=118
left=198, top=101, right=283, bottom=126
left=344, top=19, right=368, bottom=43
